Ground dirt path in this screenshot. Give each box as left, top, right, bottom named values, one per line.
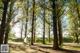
left=9, top=42, right=80, bottom=53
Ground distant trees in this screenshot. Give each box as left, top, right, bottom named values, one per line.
left=67, top=0, right=80, bottom=44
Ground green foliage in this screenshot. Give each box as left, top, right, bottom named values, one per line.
left=63, top=37, right=73, bottom=43
left=14, top=38, right=24, bottom=42
left=36, top=37, right=53, bottom=44
left=36, top=38, right=43, bottom=43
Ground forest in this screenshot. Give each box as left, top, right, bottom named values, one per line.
left=0, top=0, right=80, bottom=53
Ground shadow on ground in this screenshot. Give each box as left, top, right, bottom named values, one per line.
left=9, top=43, right=80, bottom=53
left=32, top=44, right=80, bottom=53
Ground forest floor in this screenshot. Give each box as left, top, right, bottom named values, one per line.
left=9, top=42, right=80, bottom=53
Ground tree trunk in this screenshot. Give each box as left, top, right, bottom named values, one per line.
left=75, top=0, right=80, bottom=44
left=58, top=17, right=63, bottom=46
left=48, top=25, right=51, bottom=43
left=31, top=0, right=35, bottom=45
left=24, top=18, right=28, bottom=44
left=25, top=0, right=28, bottom=38
left=4, top=25, right=10, bottom=44
left=4, top=0, right=15, bottom=44
left=52, top=0, right=59, bottom=50
left=75, top=33, right=79, bottom=43
left=43, top=12, right=45, bottom=44
left=21, top=21, right=23, bottom=39
left=42, top=0, right=46, bottom=44
left=33, top=25, right=36, bottom=43
left=0, top=0, right=9, bottom=44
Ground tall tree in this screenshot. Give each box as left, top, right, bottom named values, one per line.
left=24, top=0, right=29, bottom=43
left=51, top=0, right=59, bottom=49
left=31, top=0, right=35, bottom=45
left=4, top=0, right=15, bottom=44
left=56, top=0, right=64, bottom=46
left=43, top=0, right=46, bottom=44
left=0, top=0, right=9, bottom=44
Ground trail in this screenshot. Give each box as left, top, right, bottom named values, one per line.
left=9, top=42, right=80, bottom=53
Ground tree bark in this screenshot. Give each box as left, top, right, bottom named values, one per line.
left=75, top=32, right=79, bottom=43
left=25, top=0, right=28, bottom=38
left=48, top=25, right=51, bottom=43
left=4, top=24, right=10, bottom=44
left=0, top=0, right=9, bottom=44
left=24, top=18, right=28, bottom=44
left=75, top=0, right=80, bottom=44
left=42, top=0, right=46, bottom=44
left=43, top=11, right=45, bottom=44
left=52, top=0, right=59, bottom=50
left=31, top=0, right=35, bottom=45
left=4, top=0, right=15, bottom=44
left=21, top=20, right=23, bottom=39
left=33, top=23, right=36, bottom=43
left=58, top=17, right=63, bottom=46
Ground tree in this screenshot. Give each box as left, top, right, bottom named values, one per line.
left=31, top=0, right=35, bottom=45
left=51, top=0, right=59, bottom=49
left=24, top=0, right=29, bottom=44
left=56, top=0, right=64, bottom=46
left=42, top=0, right=46, bottom=44
left=67, top=0, right=80, bottom=43
left=0, top=0, right=10, bottom=44
left=4, top=0, right=15, bottom=44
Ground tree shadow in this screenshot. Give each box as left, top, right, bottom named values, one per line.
left=33, top=44, right=80, bottom=53
left=30, top=46, right=49, bottom=53
left=58, top=48, right=80, bottom=53
left=10, top=44, right=26, bottom=51
left=33, top=44, right=53, bottom=49
left=63, top=44, right=80, bottom=48
left=9, top=43, right=80, bottom=53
